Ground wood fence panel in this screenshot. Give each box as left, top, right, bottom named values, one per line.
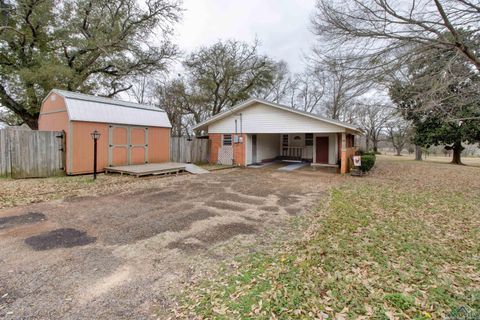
left=0, top=130, right=11, bottom=176
left=7, top=130, right=64, bottom=179
left=170, top=137, right=209, bottom=163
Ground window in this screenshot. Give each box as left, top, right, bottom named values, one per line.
left=282, top=134, right=289, bottom=147
left=222, top=134, right=232, bottom=146
left=305, top=133, right=313, bottom=146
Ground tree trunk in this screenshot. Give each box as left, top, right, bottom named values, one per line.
left=25, top=115, right=39, bottom=130
left=415, top=145, right=422, bottom=161
left=451, top=141, right=463, bottom=165
left=372, top=140, right=378, bottom=153
left=395, top=147, right=402, bottom=156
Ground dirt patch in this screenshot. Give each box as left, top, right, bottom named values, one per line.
left=63, top=195, right=96, bottom=203
left=128, top=187, right=162, bottom=196
left=25, top=228, right=96, bottom=251
left=196, top=223, right=257, bottom=244
left=276, top=195, right=301, bottom=207
left=141, top=190, right=183, bottom=202
left=0, top=212, right=46, bottom=229
left=166, top=237, right=205, bottom=252
left=102, top=208, right=217, bottom=245
left=167, top=223, right=257, bottom=253
left=259, top=206, right=279, bottom=212
left=220, top=193, right=264, bottom=205
left=205, top=201, right=247, bottom=212
left=285, top=207, right=300, bottom=215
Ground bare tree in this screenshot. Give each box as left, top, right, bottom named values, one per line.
left=312, top=54, right=372, bottom=120
left=312, top=0, right=480, bottom=72
left=387, top=120, right=412, bottom=156
left=290, top=70, right=325, bottom=113
left=258, top=61, right=293, bottom=104
left=356, top=101, right=394, bottom=152
left=155, top=78, right=192, bottom=137
left=128, top=75, right=160, bottom=105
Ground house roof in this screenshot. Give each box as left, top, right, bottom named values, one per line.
left=193, top=98, right=362, bottom=134
left=45, top=89, right=171, bottom=128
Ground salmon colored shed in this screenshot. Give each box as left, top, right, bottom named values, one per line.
left=38, top=89, right=171, bottom=175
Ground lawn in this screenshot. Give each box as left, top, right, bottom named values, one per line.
left=176, top=158, right=480, bottom=319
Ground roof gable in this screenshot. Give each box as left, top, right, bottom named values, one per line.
left=194, top=98, right=361, bottom=134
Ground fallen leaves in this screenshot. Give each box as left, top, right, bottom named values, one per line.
left=174, top=159, right=480, bottom=319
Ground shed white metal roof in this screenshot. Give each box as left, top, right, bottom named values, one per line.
left=193, top=98, right=362, bottom=134
left=48, top=89, right=171, bottom=128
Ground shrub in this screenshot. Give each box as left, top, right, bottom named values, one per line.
left=360, top=154, right=376, bottom=172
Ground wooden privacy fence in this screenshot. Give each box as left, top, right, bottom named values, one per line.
left=0, top=129, right=65, bottom=179
left=170, top=137, right=209, bottom=163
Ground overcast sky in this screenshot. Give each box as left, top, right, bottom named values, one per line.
left=173, top=0, right=318, bottom=73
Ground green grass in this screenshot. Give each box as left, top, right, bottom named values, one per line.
left=177, top=163, right=480, bottom=319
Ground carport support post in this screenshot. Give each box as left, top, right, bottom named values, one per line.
left=340, top=132, right=347, bottom=174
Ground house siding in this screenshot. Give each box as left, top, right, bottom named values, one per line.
left=208, top=103, right=346, bottom=134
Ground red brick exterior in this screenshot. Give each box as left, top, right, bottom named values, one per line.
left=233, top=134, right=246, bottom=166
left=209, top=133, right=222, bottom=164
left=209, top=133, right=246, bottom=166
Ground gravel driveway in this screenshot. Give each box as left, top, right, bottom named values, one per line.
left=0, top=166, right=341, bottom=319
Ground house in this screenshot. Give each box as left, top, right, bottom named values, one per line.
left=193, top=98, right=362, bottom=173
left=38, top=89, right=171, bottom=175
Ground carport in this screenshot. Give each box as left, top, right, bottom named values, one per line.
left=194, top=98, right=362, bottom=173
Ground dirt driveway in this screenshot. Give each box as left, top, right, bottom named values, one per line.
left=0, top=167, right=342, bottom=319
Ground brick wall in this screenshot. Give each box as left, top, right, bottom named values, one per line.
left=209, top=133, right=222, bottom=164
left=209, top=133, right=246, bottom=166
left=233, top=134, right=246, bottom=166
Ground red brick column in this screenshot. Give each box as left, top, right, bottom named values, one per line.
left=209, top=133, right=222, bottom=164
left=233, top=134, right=247, bottom=166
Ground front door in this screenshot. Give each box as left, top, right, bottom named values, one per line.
left=252, top=134, right=257, bottom=164
left=316, top=137, right=329, bottom=164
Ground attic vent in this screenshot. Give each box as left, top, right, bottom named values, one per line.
left=51, top=95, right=56, bottom=101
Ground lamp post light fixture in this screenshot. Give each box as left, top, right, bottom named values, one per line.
left=91, top=130, right=101, bottom=180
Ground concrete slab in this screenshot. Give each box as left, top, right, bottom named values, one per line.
left=278, top=162, right=309, bottom=171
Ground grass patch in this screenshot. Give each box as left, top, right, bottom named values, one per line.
left=177, top=161, right=480, bottom=319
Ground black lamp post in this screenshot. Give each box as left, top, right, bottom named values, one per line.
left=91, top=130, right=101, bottom=180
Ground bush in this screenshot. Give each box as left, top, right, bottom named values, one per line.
left=360, top=154, right=376, bottom=172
